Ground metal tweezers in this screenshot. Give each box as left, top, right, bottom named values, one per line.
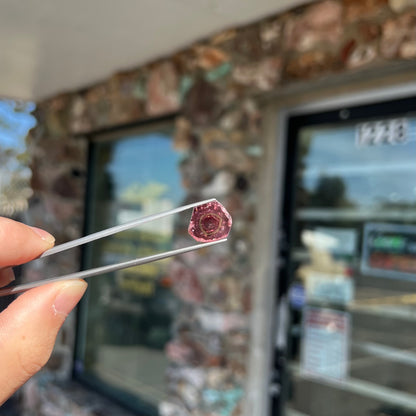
left=0, top=198, right=227, bottom=297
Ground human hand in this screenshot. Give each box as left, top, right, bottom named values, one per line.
left=0, top=217, right=87, bottom=405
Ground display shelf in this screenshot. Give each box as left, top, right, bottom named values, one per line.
left=300, top=161, right=416, bottom=178
left=349, top=302, right=416, bottom=322
left=286, top=408, right=310, bottom=416
left=296, top=208, right=416, bottom=222
left=289, top=364, right=416, bottom=412
left=352, top=341, right=416, bottom=368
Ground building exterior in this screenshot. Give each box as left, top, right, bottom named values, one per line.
left=15, top=0, right=416, bottom=415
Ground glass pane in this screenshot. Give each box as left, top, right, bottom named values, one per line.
left=75, top=125, right=185, bottom=413
left=285, top=113, right=416, bottom=416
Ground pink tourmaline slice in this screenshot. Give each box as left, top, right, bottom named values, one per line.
left=188, top=201, right=232, bottom=242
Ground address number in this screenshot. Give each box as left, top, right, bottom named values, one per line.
left=356, top=118, right=408, bottom=147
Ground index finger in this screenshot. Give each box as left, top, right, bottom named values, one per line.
left=0, top=218, right=55, bottom=267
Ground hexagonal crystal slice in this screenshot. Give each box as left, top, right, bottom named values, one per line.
left=188, top=201, right=232, bottom=242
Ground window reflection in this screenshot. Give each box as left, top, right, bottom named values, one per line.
left=75, top=124, right=185, bottom=412
left=285, top=111, right=416, bottom=416
left=299, top=118, right=416, bottom=209
left=0, top=99, right=36, bottom=217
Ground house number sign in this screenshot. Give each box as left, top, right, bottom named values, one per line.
left=356, top=118, right=408, bottom=147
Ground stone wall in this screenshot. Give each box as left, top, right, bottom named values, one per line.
left=21, top=0, right=416, bottom=415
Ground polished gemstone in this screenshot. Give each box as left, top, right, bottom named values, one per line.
left=188, top=201, right=232, bottom=242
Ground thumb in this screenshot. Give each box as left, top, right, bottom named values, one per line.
left=0, top=280, right=87, bottom=404
left=0, top=217, right=55, bottom=267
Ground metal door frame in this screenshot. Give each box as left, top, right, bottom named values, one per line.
left=270, top=82, right=416, bottom=415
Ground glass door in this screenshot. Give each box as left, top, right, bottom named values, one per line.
left=277, top=96, right=416, bottom=416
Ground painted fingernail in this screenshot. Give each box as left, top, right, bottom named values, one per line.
left=30, top=227, right=55, bottom=246
left=52, top=280, right=87, bottom=317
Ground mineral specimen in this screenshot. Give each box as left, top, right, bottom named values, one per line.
left=188, top=201, right=232, bottom=242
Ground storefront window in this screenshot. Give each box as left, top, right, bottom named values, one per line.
left=74, top=122, right=185, bottom=414
left=279, top=97, right=416, bottom=416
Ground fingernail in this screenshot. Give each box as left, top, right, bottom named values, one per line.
left=52, top=280, right=87, bottom=317
left=30, top=227, right=55, bottom=247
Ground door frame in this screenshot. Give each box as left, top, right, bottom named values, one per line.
left=270, top=83, right=416, bottom=415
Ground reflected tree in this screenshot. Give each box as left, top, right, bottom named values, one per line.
left=309, top=175, right=354, bottom=208
left=295, top=132, right=312, bottom=207
left=0, top=100, right=36, bottom=217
